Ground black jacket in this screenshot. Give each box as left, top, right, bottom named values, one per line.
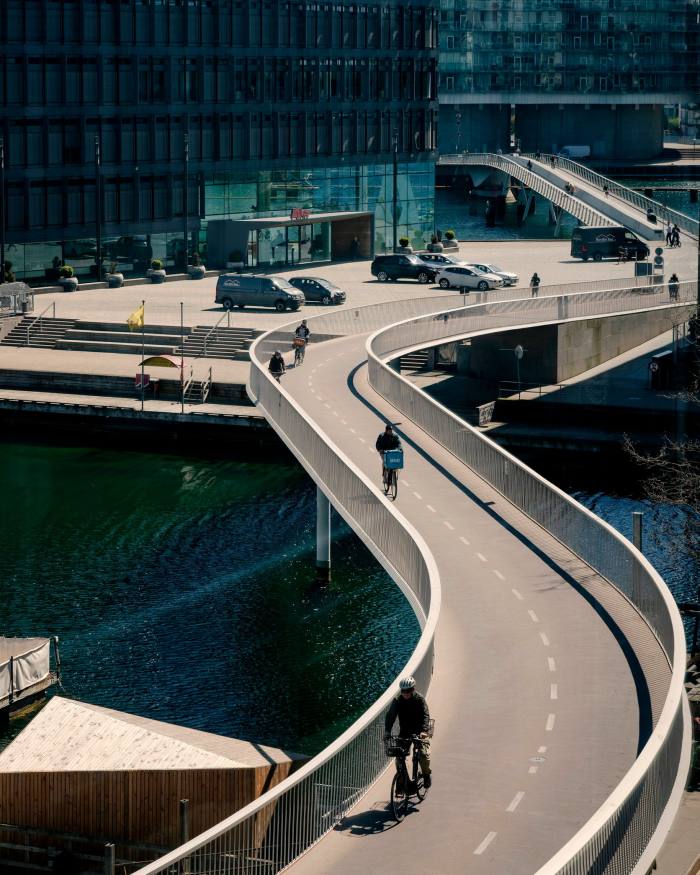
left=384, top=691, right=430, bottom=737
left=376, top=432, right=401, bottom=452
left=269, top=354, right=285, bottom=374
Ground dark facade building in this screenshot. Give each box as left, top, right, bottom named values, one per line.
left=438, top=0, right=699, bottom=159
left=1, top=0, right=438, bottom=282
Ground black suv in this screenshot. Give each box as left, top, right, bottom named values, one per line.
left=288, top=276, right=347, bottom=305
left=371, top=254, right=437, bottom=284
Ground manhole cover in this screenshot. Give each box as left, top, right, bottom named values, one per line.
left=529, top=755, right=546, bottom=763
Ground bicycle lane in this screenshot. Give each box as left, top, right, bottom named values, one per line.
left=282, top=334, right=645, bottom=874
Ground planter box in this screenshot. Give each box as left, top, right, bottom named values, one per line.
left=106, top=273, right=124, bottom=288
left=396, top=246, right=413, bottom=254
left=187, top=265, right=206, bottom=279
left=58, top=277, right=79, bottom=292
left=226, top=261, right=245, bottom=270
left=443, top=239, right=459, bottom=251
left=427, top=242, right=444, bottom=253
left=147, top=269, right=166, bottom=284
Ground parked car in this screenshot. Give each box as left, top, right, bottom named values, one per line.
left=215, top=274, right=305, bottom=311
left=570, top=226, right=650, bottom=262
left=371, top=254, right=437, bottom=284
left=468, top=262, right=519, bottom=286
left=288, top=276, right=346, bottom=305
left=435, top=265, right=504, bottom=291
left=416, top=252, right=468, bottom=268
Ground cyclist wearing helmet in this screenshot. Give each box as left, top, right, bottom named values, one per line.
left=268, top=350, right=286, bottom=381
left=294, top=319, right=310, bottom=340
left=384, top=676, right=432, bottom=787
left=376, top=423, right=401, bottom=476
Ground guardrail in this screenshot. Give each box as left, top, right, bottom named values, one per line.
left=133, top=281, right=691, bottom=875
left=439, top=153, right=615, bottom=228
left=25, top=301, right=56, bottom=346
left=367, top=293, right=691, bottom=875
left=534, top=153, right=699, bottom=239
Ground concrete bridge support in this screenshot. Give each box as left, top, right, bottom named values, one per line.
left=316, top=487, right=331, bottom=584
left=516, top=104, right=665, bottom=160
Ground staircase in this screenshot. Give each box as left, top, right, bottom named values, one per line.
left=177, top=326, right=262, bottom=360
left=400, top=349, right=430, bottom=372
left=55, top=322, right=191, bottom=356
left=1, top=317, right=78, bottom=349
left=183, top=367, right=213, bottom=404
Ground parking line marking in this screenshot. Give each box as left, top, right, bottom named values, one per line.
left=426, top=505, right=436, bottom=513
left=443, top=521, right=454, bottom=530
left=476, top=552, right=487, bottom=562
left=474, top=832, right=497, bottom=856
left=512, top=588, right=524, bottom=600
left=550, top=684, right=558, bottom=700
left=528, top=610, right=539, bottom=623
left=493, top=570, right=506, bottom=581
left=539, top=632, right=550, bottom=646
left=459, top=536, right=470, bottom=546
left=548, top=657, right=556, bottom=672
left=506, top=792, right=525, bottom=813
left=545, top=713, right=556, bottom=732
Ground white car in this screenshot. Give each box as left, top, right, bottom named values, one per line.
left=468, top=262, right=519, bottom=286
left=416, top=252, right=469, bottom=268
left=435, top=265, right=504, bottom=291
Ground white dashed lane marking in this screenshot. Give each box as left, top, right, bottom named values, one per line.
left=493, top=570, right=506, bottom=581
left=349, top=428, right=356, bottom=434
left=506, top=791, right=525, bottom=813
left=528, top=610, right=539, bottom=623
left=474, top=832, right=497, bottom=856
left=529, top=766, right=538, bottom=775
left=548, top=657, right=556, bottom=672
left=443, top=521, right=454, bottom=531
left=476, top=552, right=487, bottom=563
left=550, top=684, right=558, bottom=700
left=358, top=437, right=366, bottom=443
left=512, top=588, right=524, bottom=600
left=545, top=713, right=556, bottom=732
left=426, top=505, right=437, bottom=513
left=538, top=746, right=547, bottom=754
left=413, top=492, right=423, bottom=500
left=459, top=536, right=470, bottom=546
left=539, top=632, right=550, bottom=646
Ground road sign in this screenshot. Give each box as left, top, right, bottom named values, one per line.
left=655, top=247, right=664, bottom=256
left=654, top=255, right=664, bottom=267
left=514, top=344, right=524, bottom=360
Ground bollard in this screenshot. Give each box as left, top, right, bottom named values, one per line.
left=104, top=843, right=115, bottom=875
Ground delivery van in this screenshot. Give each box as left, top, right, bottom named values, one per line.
left=571, top=226, right=650, bottom=262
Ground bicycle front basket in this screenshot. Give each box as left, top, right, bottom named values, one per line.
left=383, top=449, right=404, bottom=470
left=384, top=735, right=407, bottom=757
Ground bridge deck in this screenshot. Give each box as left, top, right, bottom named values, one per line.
left=285, top=332, right=664, bottom=873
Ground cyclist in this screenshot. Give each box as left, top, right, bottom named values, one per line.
left=294, top=320, right=310, bottom=365
left=268, top=350, right=286, bottom=382
left=375, top=423, right=401, bottom=476
left=384, top=676, right=432, bottom=788
left=294, top=319, right=310, bottom=341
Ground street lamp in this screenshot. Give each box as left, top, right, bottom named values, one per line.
left=94, top=135, right=102, bottom=282
left=183, top=128, right=190, bottom=271
left=0, top=135, right=5, bottom=286
left=392, top=127, right=399, bottom=253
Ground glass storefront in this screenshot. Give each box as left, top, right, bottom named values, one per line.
left=246, top=222, right=331, bottom=269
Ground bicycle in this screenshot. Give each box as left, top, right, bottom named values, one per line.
left=382, top=448, right=402, bottom=501
left=385, top=719, right=435, bottom=822
left=293, top=337, right=306, bottom=366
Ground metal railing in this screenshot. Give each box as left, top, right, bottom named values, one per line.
left=367, top=294, right=691, bottom=875
left=196, top=310, right=232, bottom=359
left=534, top=153, right=699, bottom=239
left=439, top=152, right=615, bottom=228
left=133, top=280, right=691, bottom=875
left=24, top=301, right=56, bottom=346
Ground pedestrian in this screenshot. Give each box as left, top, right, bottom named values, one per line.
left=603, top=184, right=609, bottom=197
left=671, top=225, right=681, bottom=248
left=665, top=221, right=673, bottom=245
left=535, top=150, right=542, bottom=161
left=350, top=236, right=360, bottom=259
left=526, top=159, right=533, bottom=171
left=668, top=272, right=680, bottom=300
left=530, top=272, right=541, bottom=297
left=550, top=156, right=555, bottom=169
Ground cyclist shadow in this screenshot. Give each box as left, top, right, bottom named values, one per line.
left=333, top=802, right=418, bottom=836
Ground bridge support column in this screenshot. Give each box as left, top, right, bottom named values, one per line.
left=316, top=486, right=331, bottom=584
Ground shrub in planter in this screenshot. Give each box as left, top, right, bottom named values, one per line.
left=399, top=237, right=410, bottom=248
left=188, top=251, right=206, bottom=279
left=442, top=228, right=459, bottom=250
left=396, top=236, right=413, bottom=253
left=445, top=230, right=456, bottom=240
left=226, top=249, right=245, bottom=270
left=57, top=265, right=79, bottom=291
left=148, top=259, right=166, bottom=283
left=106, top=262, right=124, bottom=288
left=427, top=235, right=443, bottom=253
left=59, top=265, right=74, bottom=278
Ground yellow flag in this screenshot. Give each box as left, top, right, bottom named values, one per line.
left=126, top=303, right=144, bottom=331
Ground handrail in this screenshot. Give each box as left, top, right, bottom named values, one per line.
left=197, top=310, right=232, bottom=359
left=133, top=280, right=691, bottom=875
left=25, top=301, right=56, bottom=346
left=201, top=367, right=213, bottom=403
left=439, top=152, right=615, bottom=228
left=366, top=294, right=690, bottom=875
left=532, top=153, right=699, bottom=239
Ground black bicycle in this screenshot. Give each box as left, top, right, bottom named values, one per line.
left=293, top=337, right=306, bottom=366
left=381, top=448, right=403, bottom=501
left=385, top=719, right=434, bottom=821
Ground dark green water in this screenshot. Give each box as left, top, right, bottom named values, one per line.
left=0, top=442, right=419, bottom=754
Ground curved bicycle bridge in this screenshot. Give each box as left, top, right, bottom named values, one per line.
left=135, top=280, right=692, bottom=875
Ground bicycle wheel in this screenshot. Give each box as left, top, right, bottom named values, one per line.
left=382, top=467, right=390, bottom=495
left=389, top=469, right=398, bottom=501
left=390, top=769, right=409, bottom=821
left=415, top=766, right=427, bottom=801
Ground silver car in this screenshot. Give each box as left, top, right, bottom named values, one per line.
left=435, top=265, right=504, bottom=291
left=416, top=252, right=469, bottom=268
left=469, top=262, right=519, bottom=286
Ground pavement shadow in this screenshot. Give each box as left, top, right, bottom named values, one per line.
left=332, top=804, right=406, bottom=836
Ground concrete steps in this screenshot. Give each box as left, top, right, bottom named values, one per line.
left=177, top=326, right=262, bottom=360
left=54, top=322, right=193, bottom=356
left=400, top=350, right=430, bottom=371
left=1, top=317, right=78, bottom=349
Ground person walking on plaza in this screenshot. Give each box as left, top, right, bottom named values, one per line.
left=671, top=225, right=681, bottom=248
left=666, top=221, right=673, bottom=246
left=384, top=676, right=432, bottom=789
left=530, top=272, right=541, bottom=297
left=668, top=273, right=680, bottom=301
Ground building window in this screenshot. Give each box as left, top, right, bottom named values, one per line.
left=446, top=35, right=454, bottom=50
left=445, top=75, right=454, bottom=91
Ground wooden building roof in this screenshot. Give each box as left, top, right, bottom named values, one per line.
left=0, top=697, right=293, bottom=772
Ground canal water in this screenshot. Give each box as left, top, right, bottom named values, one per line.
left=0, top=440, right=419, bottom=755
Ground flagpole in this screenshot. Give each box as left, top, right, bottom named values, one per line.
left=180, top=301, right=184, bottom=414
left=141, top=299, right=145, bottom=412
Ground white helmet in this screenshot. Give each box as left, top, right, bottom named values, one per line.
left=399, top=676, right=416, bottom=691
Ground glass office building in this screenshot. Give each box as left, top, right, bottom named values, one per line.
left=438, top=0, right=699, bottom=159
left=1, top=0, right=438, bottom=282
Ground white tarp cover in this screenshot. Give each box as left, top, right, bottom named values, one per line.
left=0, top=640, right=50, bottom=701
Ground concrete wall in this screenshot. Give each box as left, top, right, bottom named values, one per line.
left=439, top=104, right=510, bottom=153
left=516, top=104, right=665, bottom=160
left=464, top=325, right=559, bottom=386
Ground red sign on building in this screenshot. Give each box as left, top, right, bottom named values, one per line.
left=289, top=208, right=310, bottom=220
